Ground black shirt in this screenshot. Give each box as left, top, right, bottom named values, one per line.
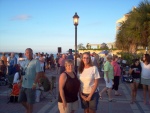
left=130, top=65, right=141, bottom=78
left=58, top=72, right=80, bottom=103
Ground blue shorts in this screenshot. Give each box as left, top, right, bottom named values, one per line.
left=18, top=87, right=36, bottom=104
left=80, top=92, right=99, bottom=110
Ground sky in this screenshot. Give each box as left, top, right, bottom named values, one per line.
left=0, top=0, right=145, bottom=54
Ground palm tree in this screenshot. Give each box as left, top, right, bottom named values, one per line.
left=115, top=0, right=150, bottom=53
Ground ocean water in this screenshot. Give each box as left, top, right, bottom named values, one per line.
left=0, top=53, right=56, bottom=59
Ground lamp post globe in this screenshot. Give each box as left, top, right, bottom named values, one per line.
left=73, top=12, right=79, bottom=26
left=73, top=12, right=79, bottom=73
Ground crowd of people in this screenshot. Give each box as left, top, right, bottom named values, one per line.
left=0, top=49, right=150, bottom=113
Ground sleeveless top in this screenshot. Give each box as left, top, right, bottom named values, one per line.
left=58, top=72, right=80, bottom=103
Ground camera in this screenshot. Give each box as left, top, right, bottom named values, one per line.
left=21, top=71, right=25, bottom=75
left=20, top=68, right=26, bottom=75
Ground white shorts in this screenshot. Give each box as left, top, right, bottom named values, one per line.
left=104, top=78, right=113, bottom=88
left=58, top=100, right=79, bottom=113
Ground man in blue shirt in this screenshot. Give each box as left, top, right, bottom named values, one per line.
left=18, top=48, right=41, bottom=113
left=67, top=51, right=74, bottom=60
left=8, top=52, right=17, bottom=75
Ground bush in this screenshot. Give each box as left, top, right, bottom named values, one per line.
left=118, top=52, right=143, bottom=65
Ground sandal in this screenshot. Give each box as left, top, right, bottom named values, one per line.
left=109, top=99, right=116, bottom=102
left=99, top=94, right=103, bottom=99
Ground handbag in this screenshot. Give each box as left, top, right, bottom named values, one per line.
left=124, top=75, right=133, bottom=83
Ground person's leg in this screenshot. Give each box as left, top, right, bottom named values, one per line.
left=108, top=88, right=112, bottom=101
left=148, top=85, right=150, bottom=104
left=18, top=87, right=28, bottom=112
left=71, top=100, right=79, bottom=113
left=26, top=88, right=36, bottom=113
left=71, top=110, right=75, bottom=113
left=130, top=83, right=135, bottom=103
left=114, top=76, right=120, bottom=95
left=99, top=87, right=108, bottom=99
left=21, top=102, right=28, bottom=110
left=84, top=109, right=89, bottom=113
left=112, top=76, right=116, bottom=90
left=27, top=103, right=33, bottom=113
left=143, top=84, right=147, bottom=104
left=89, top=109, right=95, bottom=113
left=134, top=82, right=139, bottom=102
left=80, top=95, right=89, bottom=113
left=89, top=92, right=99, bottom=113
left=99, top=78, right=109, bottom=98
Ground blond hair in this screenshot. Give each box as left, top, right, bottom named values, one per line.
left=65, top=59, right=74, bottom=67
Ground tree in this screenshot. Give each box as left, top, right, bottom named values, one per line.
left=100, top=43, right=109, bottom=49
left=77, top=43, right=86, bottom=49
left=86, top=43, right=90, bottom=49
left=115, top=0, right=150, bottom=53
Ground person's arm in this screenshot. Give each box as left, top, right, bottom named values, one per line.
left=129, top=68, right=133, bottom=75
left=79, top=88, right=87, bottom=101
left=32, top=72, right=41, bottom=89
left=18, top=76, right=23, bottom=88
left=59, top=73, right=67, bottom=110
left=86, top=78, right=99, bottom=101
left=32, top=60, right=41, bottom=89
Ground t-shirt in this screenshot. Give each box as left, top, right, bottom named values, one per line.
left=78, top=66, right=100, bottom=94
left=67, top=54, right=74, bottom=60
left=17, top=58, right=26, bottom=68
left=10, top=57, right=17, bottom=66
left=104, top=61, right=114, bottom=79
left=130, top=65, right=141, bottom=78
left=7, top=56, right=10, bottom=66
left=22, top=59, right=41, bottom=88
left=13, top=72, right=20, bottom=83
left=141, top=62, right=150, bottom=79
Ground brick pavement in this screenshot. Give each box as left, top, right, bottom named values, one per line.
left=0, top=69, right=150, bottom=113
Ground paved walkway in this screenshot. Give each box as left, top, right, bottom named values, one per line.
left=0, top=69, right=150, bottom=113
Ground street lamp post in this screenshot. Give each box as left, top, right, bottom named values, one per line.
left=73, top=12, right=79, bottom=73
left=146, top=47, right=148, bottom=54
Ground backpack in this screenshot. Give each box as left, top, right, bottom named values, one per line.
left=40, top=77, right=51, bottom=92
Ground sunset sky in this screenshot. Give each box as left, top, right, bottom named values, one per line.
left=0, top=0, right=144, bottom=53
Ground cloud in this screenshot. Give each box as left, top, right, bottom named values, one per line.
left=11, top=14, right=32, bottom=21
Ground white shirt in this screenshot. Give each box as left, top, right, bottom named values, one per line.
left=91, top=56, right=95, bottom=63
left=17, top=58, right=26, bottom=68
left=78, top=66, right=100, bottom=94
left=13, top=72, right=20, bottom=83
left=141, top=62, right=150, bottom=79
left=7, top=56, right=10, bottom=66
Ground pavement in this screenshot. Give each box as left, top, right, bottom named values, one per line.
left=0, top=69, right=150, bottom=113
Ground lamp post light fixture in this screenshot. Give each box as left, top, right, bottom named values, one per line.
left=73, top=12, right=79, bottom=73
